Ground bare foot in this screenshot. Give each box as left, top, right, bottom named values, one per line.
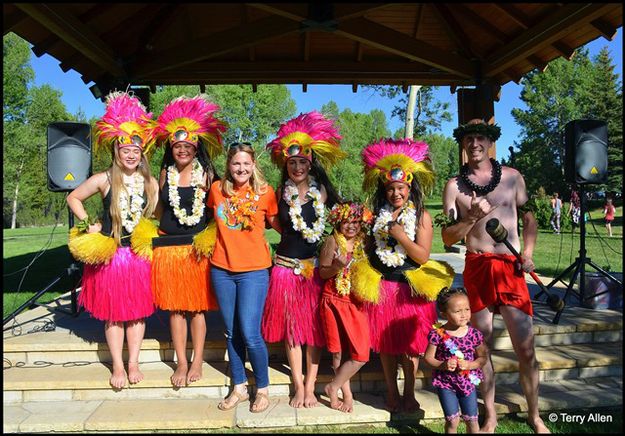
left=110, top=365, right=127, bottom=389
left=127, top=361, right=144, bottom=384
left=324, top=383, right=343, bottom=411
left=290, top=388, right=305, bottom=408
left=171, top=362, right=188, bottom=387
left=187, top=360, right=203, bottom=384
left=402, top=395, right=420, bottom=413
left=385, top=393, right=401, bottom=413
left=339, top=393, right=354, bottom=413
left=480, top=418, right=498, bottom=433
left=528, top=417, right=551, bottom=434
left=304, top=389, right=318, bottom=408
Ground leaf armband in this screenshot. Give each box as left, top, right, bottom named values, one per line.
left=433, top=212, right=457, bottom=228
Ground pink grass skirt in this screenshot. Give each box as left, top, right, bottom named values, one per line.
left=79, top=246, right=155, bottom=322
left=364, top=279, right=436, bottom=355
left=261, top=265, right=325, bottom=347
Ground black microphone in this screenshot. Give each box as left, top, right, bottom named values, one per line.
left=485, top=218, right=565, bottom=312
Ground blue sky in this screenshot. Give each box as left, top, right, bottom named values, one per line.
left=30, top=31, right=622, bottom=161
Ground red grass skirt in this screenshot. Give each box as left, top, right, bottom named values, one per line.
left=261, top=265, right=325, bottom=347
left=151, top=244, right=218, bottom=312
left=79, top=246, right=155, bottom=322
left=364, top=279, right=436, bottom=355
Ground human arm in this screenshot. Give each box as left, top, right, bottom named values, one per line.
left=388, top=209, right=433, bottom=265
left=517, top=173, right=536, bottom=272
left=66, top=172, right=107, bottom=233
left=457, top=342, right=488, bottom=371
left=154, top=169, right=166, bottom=220
left=424, top=342, right=456, bottom=371
left=318, top=234, right=349, bottom=279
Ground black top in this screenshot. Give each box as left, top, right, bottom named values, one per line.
left=275, top=196, right=319, bottom=259
left=368, top=239, right=420, bottom=282
left=158, top=178, right=209, bottom=235
left=100, top=189, right=137, bottom=247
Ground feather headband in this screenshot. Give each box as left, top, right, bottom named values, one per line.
left=327, top=202, right=374, bottom=230
left=154, top=94, right=227, bottom=158
left=361, top=138, right=435, bottom=194
left=266, top=111, right=346, bottom=169
left=93, top=91, right=156, bottom=156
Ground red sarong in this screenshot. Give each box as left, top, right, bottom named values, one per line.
left=320, top=279, right=370, bottom=362
left=463, top=252, right=533, bottom=316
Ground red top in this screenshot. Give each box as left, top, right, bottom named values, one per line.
left=207, top=181, right=278, bottom=272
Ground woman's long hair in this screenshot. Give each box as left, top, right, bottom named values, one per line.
left=373, top=177, right=425, bottom=231
left=108, top=148, right=158, bottom=245
left=279, top=156, right=342, bottom=208
left=159, top=141, right=219, bottom=186
left=222, top=143, right=268, bottom=196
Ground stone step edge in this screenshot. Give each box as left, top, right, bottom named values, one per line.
left=4, top=344, right=622, bottom=391
left=4, top=325, right=622, bottom=353
left=4, top=382, right=623, bottom=433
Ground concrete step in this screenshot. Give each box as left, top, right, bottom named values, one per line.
left=4, top=342, right=622, bottom=403
left=4, top=378, right=622, bottom=433
left=4, top=305, right=622, bottom=365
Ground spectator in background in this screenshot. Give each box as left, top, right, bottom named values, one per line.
left=550, top=192, right=562, bottom=234
left=603, top=197, right=616, bottom=237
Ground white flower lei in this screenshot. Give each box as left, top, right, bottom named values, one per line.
left=119, top=172, right=145, bottom=233
left=372, top=201, right=417, bottom=267
left=167, top=158, right=206, bottom=226
left=283, top=177, right=326, bottom=243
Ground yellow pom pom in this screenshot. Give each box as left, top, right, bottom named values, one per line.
left=130, top=217, right=159, bottom=261
left=68, top=227, right=117, bottom=264
left=351, top=257, right=382, bottom=303
left=404, top=260, right=455, bottom=301
left=192, top=221, right=217, bottom=258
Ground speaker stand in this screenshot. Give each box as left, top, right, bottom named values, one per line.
left=3, top=208, right=82, bottom=327
left=535, top=186, right=622, bottom=324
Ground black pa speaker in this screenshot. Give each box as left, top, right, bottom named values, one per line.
left=47, top=122, right=92, bottom=192
left=564, top=119, right=608, bottom=185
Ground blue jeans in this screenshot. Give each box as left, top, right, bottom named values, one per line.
left=211, top=266, right=270, bottom=388
left=437, top=387, right=479, bottom=421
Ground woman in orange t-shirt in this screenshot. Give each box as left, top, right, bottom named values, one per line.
left=207, top=143, right=280, bottom=414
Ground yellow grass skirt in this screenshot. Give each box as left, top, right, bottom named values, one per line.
left=151, top=244, right=218, bottom=312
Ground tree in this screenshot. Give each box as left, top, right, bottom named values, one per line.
left=362, top=85, right=452, bottom=137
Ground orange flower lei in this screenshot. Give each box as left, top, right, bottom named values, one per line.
left=225, top=188, right=259, bottom=231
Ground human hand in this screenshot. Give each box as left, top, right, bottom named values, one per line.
left=445, top=356, right=458, bottom=371
left=387, top=220, right=406, bottom=240
left=519, top=255, right=535, bottom=273
left=87, top=223, right=102, bottom=234
left=457, top=359, right=470, bottom=371
left=467, top=191, right=497, bottom=222
left=331, top=252, right=349, bottom=269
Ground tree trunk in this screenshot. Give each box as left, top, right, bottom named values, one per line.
left=11, top=161, right=24, bottom=229
left=404, top=85, right=421, bottom=139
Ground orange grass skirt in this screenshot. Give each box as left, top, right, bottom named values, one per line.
left=151, top=244, right=218, bottom=312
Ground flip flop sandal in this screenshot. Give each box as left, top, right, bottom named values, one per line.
left=250, top=392, right=270, bottom=413
left=217, top=390, right=249, bottom=411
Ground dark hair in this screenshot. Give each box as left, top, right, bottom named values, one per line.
left=280, top=155, right=342, bottom=208
left=160, top=141, right=219, bottom=183
left=373, top=176, right=425, bottom=229
left=436, top=287, right=469, bottom=313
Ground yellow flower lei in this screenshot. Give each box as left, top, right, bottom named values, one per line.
left=334, top=230, right=366, bottom=296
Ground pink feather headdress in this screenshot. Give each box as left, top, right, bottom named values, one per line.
left=361, top=138, right=435, bottom=194
left=93, top=91, right=155, bottom=156
left=266, top=111, right=346, bottom=168
left=154, top=95, right=227, bottom=158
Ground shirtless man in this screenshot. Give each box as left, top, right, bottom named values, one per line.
left=441, top=119, right=550, bottom=434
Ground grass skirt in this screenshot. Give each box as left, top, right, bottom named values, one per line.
left=151, top=244, right=218, bottom=312
left=364, top=279, right=436, bottom=355
left=79, top=246, right=155, bottom=322
left=261, top=265, right=325, bottom=347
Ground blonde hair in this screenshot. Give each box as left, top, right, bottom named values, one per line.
left=108, top=147, right=158, bottom=245
left=222, top=143, right=268, bottom=196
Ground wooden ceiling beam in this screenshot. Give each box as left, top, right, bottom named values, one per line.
left=131, top=16, right=301, bottom=78
left=430, top=4, right=474, bottom=58
left=242, top=4, right=256, bottom=62
left=15, top=3, right=125, bottom=76
left=552, top=41, right=576, bottom=60
left=336, top=17, right=474, bottom=78
left=451, top=4, right=508, bottom=44
left=3, top=8, right=29, bottom=34
left=528, top=54, right=548, bottom=72
left=491, top=3, right=531, bottom=29
left=590, top=17, right=618, bottom=40
left=485, top=3, right=613, bottom=77
left=245, top=3, right=307, bottom=21
left=137, top=4, right=184, bottom=52
left=245, top=3, right=391, bottom=22
left=412, top=4, right=423, bottom=38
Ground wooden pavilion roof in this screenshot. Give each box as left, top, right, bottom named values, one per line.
left=4, top=3, right=623, bottom=100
